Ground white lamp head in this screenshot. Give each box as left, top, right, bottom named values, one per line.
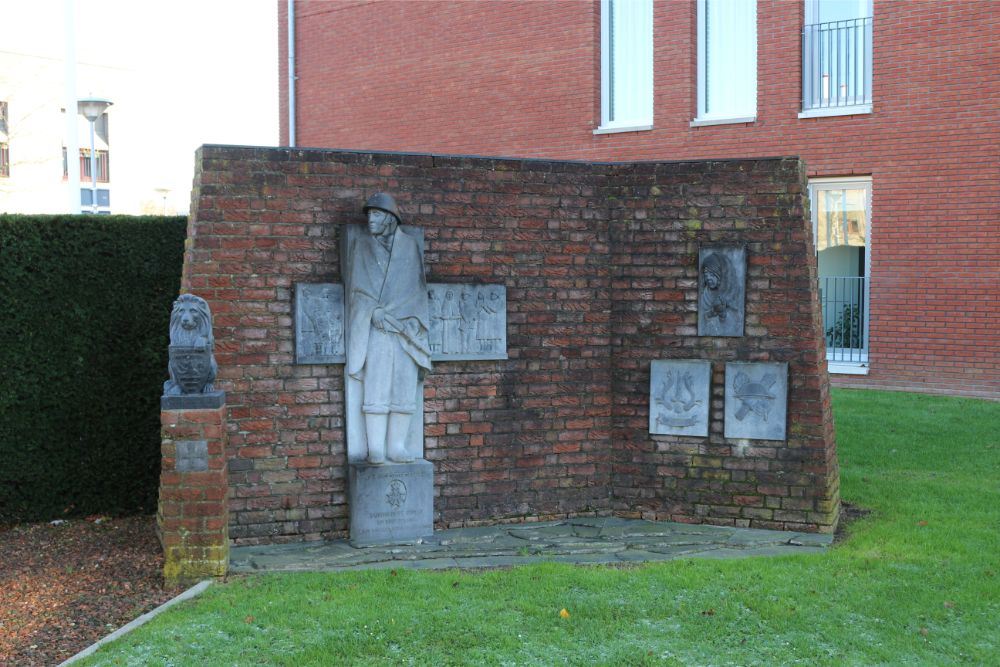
left=77, top=98, right=113, bottom=122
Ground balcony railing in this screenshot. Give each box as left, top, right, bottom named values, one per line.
left=820, top=276, right=867, bottom=363
left=802, top=17, right=873, bottom=112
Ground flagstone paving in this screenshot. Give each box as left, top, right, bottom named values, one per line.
left=229, top=517, right=832, bottom=573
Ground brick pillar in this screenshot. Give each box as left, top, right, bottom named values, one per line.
left=157, top=394, right=228, bottom=586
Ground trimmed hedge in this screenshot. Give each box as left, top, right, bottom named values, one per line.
left=0, top=215, right=187, bottom=523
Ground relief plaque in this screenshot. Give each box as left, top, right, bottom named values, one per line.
left=724, top=362, right=789, bottom=441
left=649, top=360, right=711, bottom=437
left=295, top=283, right=346, bottom=364
left=698, top=246, right=746, bottom=337
left=427, top=283, right=507, bottom=361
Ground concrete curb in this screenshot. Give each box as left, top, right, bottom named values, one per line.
left=58, top=580, right=212, bottom=666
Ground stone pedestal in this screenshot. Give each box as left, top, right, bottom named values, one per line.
left=158, top=394, right=229, bottom=586
left=349, top=459, right=434, bottom=546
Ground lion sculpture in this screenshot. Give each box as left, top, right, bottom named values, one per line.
left=163, top=293, right=218, bottom=396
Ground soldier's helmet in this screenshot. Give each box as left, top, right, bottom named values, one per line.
left=362, top=192, right=402, bottom=223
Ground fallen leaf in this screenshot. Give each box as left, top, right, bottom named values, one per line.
left=919, top=627, right=929, bottom=636
left=244, top=615, right=254, bottom=624
left=943, top=601, right=955, bottom=609
left=917, top=521, right=928, bottom=527
left=559, top=608, right=570, bottom=619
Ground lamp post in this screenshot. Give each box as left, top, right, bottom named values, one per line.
left=154, top=187, right=170, bottom=215
left=77, top=98, right=112, bottom=213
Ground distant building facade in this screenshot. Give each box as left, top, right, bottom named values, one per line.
left=0, top=51, right=182, bottom=216
left=279, top=0, right=999, bottom=399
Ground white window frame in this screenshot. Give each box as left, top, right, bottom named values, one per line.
left=809, top=176, right=872, bottom=375
left=596, top=0, right=654, bottom=134
left=799, top=0, right=873, bottom=118
left=692, top=0, right=758, bottom=127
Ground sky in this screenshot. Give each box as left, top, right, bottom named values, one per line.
left=3, top=0, right=279, bottom=213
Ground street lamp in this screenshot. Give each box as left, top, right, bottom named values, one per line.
left=77, top=97, right=112, bottom=213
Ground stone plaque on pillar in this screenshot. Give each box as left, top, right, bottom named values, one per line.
left=724, top=362, right=788, bottom=441
left=649, top=360, right=711, bottom=437
left=349, top=460, right=434, bottom=546
left=698, top=246, right=746, bottom=337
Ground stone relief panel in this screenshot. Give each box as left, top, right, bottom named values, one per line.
left=724, top=362, right=788, bottom=441
left=698, top=246, right=746, bottom=337
left=175, top=440, right=209, bottom=472
left=295, top=283, right=346, bottom=364
left=427, top=284, right=507, bottom=361
left=649, top=360, right=711, bottom=437
left=295, top=282, right=508, bottom=364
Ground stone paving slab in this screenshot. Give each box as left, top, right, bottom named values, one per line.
left=229, top=518, right=833, bottom=573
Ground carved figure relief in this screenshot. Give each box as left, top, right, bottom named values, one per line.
left=296, top=282, right=507, bottom=366
left=426, top=284, right=508, bottom=360
left=698, top=246, right=746, bottom=337
left=385, top=479, right=407, bottom=508
left=428, top=290, right=443, bottom=353
left=295, top=283, right=346, bottom=364
left=164, top=293, right=218, bottom=396
left=724, top=362, right=788, bottom=441
left=476, top=290, right=503, bottom=352
left=649, top=360, right=711, bottom=436
left=440, top=289, right=462, bottom=354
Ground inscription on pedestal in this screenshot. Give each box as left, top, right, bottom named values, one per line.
left=724, top=362, right=788, bottom=441
left=649, top=360, right=711, bottom=437
left=349, top=459, right=434, bottom=546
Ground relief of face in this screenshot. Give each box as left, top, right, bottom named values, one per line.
left=367, top=208, right=392, bottom=236
left=703, top=268, right=721, bottom=290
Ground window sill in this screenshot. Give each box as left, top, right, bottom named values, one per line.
left=690, top=116, right=756, bottom=127
left=798, top=104, right=872, bottom=119
left=593, top=123, right=653, bottom=135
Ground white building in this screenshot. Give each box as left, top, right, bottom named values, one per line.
left=1, top=0, right=278, bottom=216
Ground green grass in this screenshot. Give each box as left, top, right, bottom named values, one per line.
left=82, top=390, right=1000, bottom=666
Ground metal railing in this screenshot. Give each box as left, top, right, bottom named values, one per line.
left=820, top=276, right=867, bottom=362
left=802, top=17, right=873, bottom=111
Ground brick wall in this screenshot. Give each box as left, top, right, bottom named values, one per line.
left=158, top=405, right=229, bottom=584
left=185, top=146, right=837, bottom=544
left=609, top=159, right=838, bottom=531
left=278, top=0, right=1000, bottom=399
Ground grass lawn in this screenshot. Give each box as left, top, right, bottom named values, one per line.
left=80, top=390, right=1000, bottom=666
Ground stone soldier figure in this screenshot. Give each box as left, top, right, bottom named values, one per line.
left=344, top=193, right=432, bottom=464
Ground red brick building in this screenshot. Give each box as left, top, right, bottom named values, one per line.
left=278, top=0, right=999, bottom=399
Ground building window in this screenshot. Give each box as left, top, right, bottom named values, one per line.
left=801, top=0, right=873, bottom=116
left=694, top=0, right=757, bottom=125
left=63, top=147, right=110, bottom=183
left=0, top=101, right=8, bottom=135
left=597, top=0, right=653, bottom=133
left=809, top=176, right=871, bottom=372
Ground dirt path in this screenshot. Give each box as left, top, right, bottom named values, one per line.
left=0, top=515, right=177, bottom=666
